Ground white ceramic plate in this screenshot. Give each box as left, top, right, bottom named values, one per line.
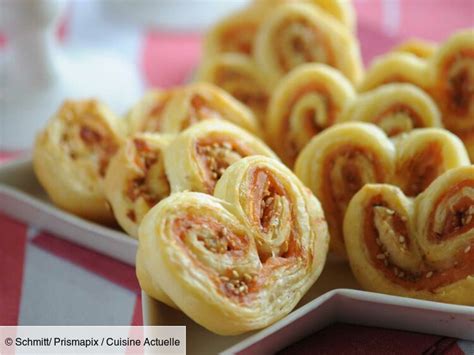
left=1, top=157, right=472, bottom=354
left=0, top=157, right=137, bottom=265
left=142, top=257, right=474, bottom=354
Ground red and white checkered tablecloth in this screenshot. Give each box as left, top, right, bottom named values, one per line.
left=1, top=1, right=473, bottom=353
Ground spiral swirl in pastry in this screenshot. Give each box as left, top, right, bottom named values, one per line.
left=105, top=133, right=173, bottom=238
left=164, top=120, right=278, bottom=195
left=197, top=53, right=270, bottom=123
left=294, top=122, right=470, bottom=256
left=159, top=83, right=261, bottom=136
left=359, top=52, right=428, bottom=92
left=392, top=39, right=437, bottom=59
left=428, top=30, right=474, bottom=160
left=252, top=0, right=356, bottom=31
left=254, top=3, right=363, bottom=86
left=203, top=8, right=261, bottom=58
left=126, top=90, right=177, bottom=134
left=340, top=84, right=442, bottom=137
left=137, top=156, right=329, bottom=335
left=344, top=166, right=474, bottom=305
left=266, top=63, right=355, bottom=166
left=33, top=100, right=124, bottom=223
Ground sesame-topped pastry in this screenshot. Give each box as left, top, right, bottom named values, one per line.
left=33, top=100, right=124, bottom=223
left=136, top=156, right=329, bottom=334
left=254, top=3, right=363, bottom=86
left=359, top=52, right=428, bottom=92
left=392, top=38, right=438, bottom=59
left=294, top=122, right=470, bottom=256
left=197, top=53, right=270, bottom=124
left=164, top=120, right=278, bottom=195
left=158, top=83, right=261, bottom=136
left=266, top=63, right=355, bottom=167
left=340, top=84, right=442, bottom=137
left=104, top=133, right=174, bottom=238
left=344, top=166, right=474, bottom=305
left=427, top=29, right=474, bottom=161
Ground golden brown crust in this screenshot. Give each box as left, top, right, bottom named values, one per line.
left=254, top=3, right=363, bottom=86
left=294, top=123, right=470, bottom=256
left=105, top=133, right=174, bottom=238
left=344, top=166, right=474, bottom=305
left=33, top=100, right=124, bottom=224
left=137, top=156, right=329, bottom=335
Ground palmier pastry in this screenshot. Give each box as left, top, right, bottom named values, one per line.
left=126, top=89, right=177, bottom=134
left=203, top=7, right=261, bottom=58
left=254, top=3, right=363, bottom=86
left=252, top=0, right=356, bottom=31
left=359, top=52, right=428, bottom=92
left=159, top=83, right=261, bottom=136
left=164, top=120, right=278, bottom=194
left=392, top=39, right=437, bottom=59
left=33, top=100, right=124, bottom=223
left=137, top=156, right=330, bottom=334
left=344, top=165, right=474, bottom=305
left=428, top=30, right=474, bottom=160
left=294, top=122, right=470, bottom=256
left=197, top=53, right=270, bottom=123
left=266, top=63, right=355, bottom=166
left=340, top=84, right=442, bottom=137
left=105, top=133, right=173, bottom=238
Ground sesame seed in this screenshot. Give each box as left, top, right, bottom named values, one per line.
left=376, top=254, right=386, bottom=260
left=220, top=276, right=229, bottom=281
left=399, top=236, right=405, bottom=244
left=232, top=270, right=239, bottom=278
left=465, top=245, right=471, bottom=254
left=243, top=273, right=252, bottom=282
left=426, top=271, right=433, bottom=278
left=375, top=238, right=382, bottom=246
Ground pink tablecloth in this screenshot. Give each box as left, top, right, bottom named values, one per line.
left=1, top=0, right=473, bottom=353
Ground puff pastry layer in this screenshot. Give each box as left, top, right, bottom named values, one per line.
left=197, top=53, right=270, bottom=123
left=164, top=120, right=278, bottom=195
left=158, top=83, right=261, bottom=136
left=428, top=30, right=474, bottom=160
left=252, top=0, right=356, bottom=31
left=137, top=156, right=329, bottom=335
left=33, top=100, right=124, bottom=223
left=392, top=38, right=437, bottom=59
left=266, top=63, right=355, bottom=166
left=294, top=122, right=470, bottom=256
left=340, top=83, right=442, bottom=137
left=344, top=166, right=474, bottom=305
left=359, top=52, right=429, bottom=92
left=105, top=133, right=173, bottom=238
left=254, top=3, right=363, bottom=86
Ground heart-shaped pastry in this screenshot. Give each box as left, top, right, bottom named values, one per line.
left=197, top=53, right=270, bottom=124
left=294, top=122, right=470, bottom=256
left=340, top=83, right=442, bottom=137
left=136, top=156, right=329, bottom=335
left=266, top=63, right=355, bottom=166
left=105, top=120, right=277, bottom=238
left=254, top=3, right=363, bottom=86
left=33, top=100, right=124, bottom=223
left=344, top=165, right=474, bottom=305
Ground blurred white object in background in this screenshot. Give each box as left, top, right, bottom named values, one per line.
left=0, top=0, right=142, bottom=150
left=102, top=0, right=249, bottom=31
